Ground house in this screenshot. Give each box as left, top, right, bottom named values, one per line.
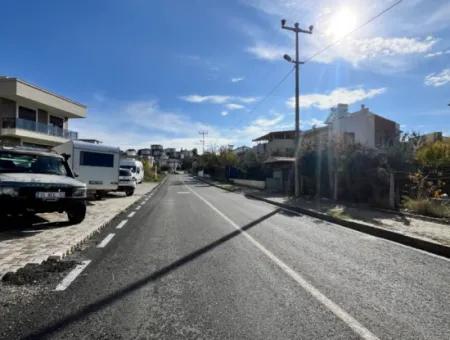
left=326, top=104, right=399, bottom=148
left=253, top=104, right=399, bottom=159
left=232, top=146, right=251, bottom=155
left=0, top=76, right=86, bottom=149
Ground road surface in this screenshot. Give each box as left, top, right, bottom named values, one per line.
left=1, top=174, right=450, bottom=339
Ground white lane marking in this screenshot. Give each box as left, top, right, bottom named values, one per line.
left=184, top=183, right=379, bottom=340
left=177, top=191, right=190, bottom=194
left=128, top=211, right=136, bottom=218
left=55, top=260, right=91, bottom=291
left=116, top=219, right=128, bottom=229
left=97, top=233, right=115, bottom=248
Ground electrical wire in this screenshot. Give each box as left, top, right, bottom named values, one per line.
left=304, top=0, right=403, bottom=63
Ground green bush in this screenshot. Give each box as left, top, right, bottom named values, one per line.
left=402, top=197, right=450, bottom=218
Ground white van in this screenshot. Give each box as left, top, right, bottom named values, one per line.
left=120, top=159, right=144, bottom=184
left=54, top=140, right=120, bottom=196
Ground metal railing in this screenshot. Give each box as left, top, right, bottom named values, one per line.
left=1, top=117, right=78, bottom=140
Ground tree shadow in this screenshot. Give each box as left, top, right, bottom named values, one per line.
left=23, top=208, right=281, bottom=339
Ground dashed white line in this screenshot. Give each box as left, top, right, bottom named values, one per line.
left=184, top=183, right=379, bottom=340
left=55, top=260, right=91, bottom=291
left=177, top=191, right=190, bottom=194
left=128, top=211, right=136, bottom=218
left=116, top=219, right=128, bottom=229
left=97, top=233, right=115, bottom=248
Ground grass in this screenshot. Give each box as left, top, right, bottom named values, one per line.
left=327, top=205, right=351, bottom=220
left=402, top=198, right=450, bottom=219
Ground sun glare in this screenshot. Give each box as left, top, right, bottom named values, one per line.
left=327, top=8, right=357, bottom=40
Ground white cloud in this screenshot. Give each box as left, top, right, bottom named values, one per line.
left=424, top=68, right=450, bottom=87
left=246, top=44, right=286, bottom=61
left=179, top=95, right=231, bottom=104
left=425, top=49, right=450, bottom=58
left=225, top=103, right=245, bottom=110
left=313, top=36, right=437, bottom=65
left=301, top=118, right=326, bottom=129
left=231, top=77, right=245, bottom=83
left=180, top=94, right=258, bottom=105
left=287, top=87, right=386, bottom=110
left=221, top=111, right=229, bottom=116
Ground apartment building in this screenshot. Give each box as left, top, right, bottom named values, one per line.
left=0, top=77, right=86, bottom=149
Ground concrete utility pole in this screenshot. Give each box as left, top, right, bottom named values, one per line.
left=199, top=130, right=208, bottom=154
left=281, top=19, right=313, bottom=197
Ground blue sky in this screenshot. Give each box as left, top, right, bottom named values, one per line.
left=1, top=0, right=449, bottom=150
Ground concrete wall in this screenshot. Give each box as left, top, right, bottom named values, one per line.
left=329, top=112, right=375, bottom=147
left=230, top=178, right=266, bottom=189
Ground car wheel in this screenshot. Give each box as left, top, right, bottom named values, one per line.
left=125, top=189, right=135, bottom=196
left=66, top=203, right=86, bottom=224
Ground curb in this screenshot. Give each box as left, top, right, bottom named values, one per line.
left=246, top=193, right=450, bottom=259
left=195, top=176, right=450, bottom=259
left=1, top=179, right=166, bottom=278
left=54, top=177, right=167, bottom=259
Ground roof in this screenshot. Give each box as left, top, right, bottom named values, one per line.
left=253, top=127, right=328, bottom=142
left=0, top=146, right=63, bottom=158
left=263, top=156, right=295, bottom=164
left=0, top=76, right=86, bottom=108
left=68, top=140, right=120, bottom=153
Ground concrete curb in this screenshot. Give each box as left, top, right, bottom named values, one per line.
left=54, top=177, right=167, bottom=259
left=196, top=176, right=450, bottom=259
left=1, top=179, right=166, bottom=278
left=246, top=193, right=450, bottom=259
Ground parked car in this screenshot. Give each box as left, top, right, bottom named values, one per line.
left=0, top=147, right=87, bottom=224
left=117, top=168, right=136, bottom=196
left=120, top=159, right=144, bottom=183
left=54, top=140, right=120, bottom=197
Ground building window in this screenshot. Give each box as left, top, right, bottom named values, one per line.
left=80, top=151, right=114, bottom=167
left=18, top=106, right=36, bottom=121
left=344, top=132, right=355, bottom=144
left=50, top=115, right=64, bottom=128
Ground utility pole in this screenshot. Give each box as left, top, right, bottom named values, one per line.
left=199, top=130, right=208, bottom=154
left=281, top=19, right=313, bottom=197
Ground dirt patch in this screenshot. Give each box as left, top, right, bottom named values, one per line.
left=2, top=258, right=78, bottom=286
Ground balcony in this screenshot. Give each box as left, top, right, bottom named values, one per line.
left=1, top=118, right=78, bottom=140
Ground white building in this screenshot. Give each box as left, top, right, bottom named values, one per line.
left=0, top=76, right=86, bottom=149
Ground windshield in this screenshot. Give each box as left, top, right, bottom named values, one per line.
left=119, top=169, right=131, bottom=176
left=121, top=165, right=136, bottom=172
left=0, top=151, right=69, bottom=176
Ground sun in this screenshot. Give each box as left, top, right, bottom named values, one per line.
left=327, top=8, right=357, bottom=40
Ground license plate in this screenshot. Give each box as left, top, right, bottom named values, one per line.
left=36, top=192, right=65, bottom=200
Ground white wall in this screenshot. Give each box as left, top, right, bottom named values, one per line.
left=230, top=178, right=266, bottom=189
left=329, top=112, right=375, bottom=148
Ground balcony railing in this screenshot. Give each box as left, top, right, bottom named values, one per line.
left=1, top=118, right=78, bottom=140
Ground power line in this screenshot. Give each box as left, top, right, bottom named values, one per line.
left=304, top=0, right=403, bottom=63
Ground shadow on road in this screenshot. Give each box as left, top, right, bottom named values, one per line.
left=0, top=215, right=72, bottom=242
left=23, top=208, right=281, bottom=339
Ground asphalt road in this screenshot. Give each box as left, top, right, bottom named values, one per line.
left=1, top=174, right=450, bottom=339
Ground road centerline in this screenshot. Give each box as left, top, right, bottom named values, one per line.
left=184, top=181, right=379, bottom=340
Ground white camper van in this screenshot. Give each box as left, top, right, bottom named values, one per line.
left=54, top=140, right=120, bottom=196
left=120, top=159, right=144, bottom=183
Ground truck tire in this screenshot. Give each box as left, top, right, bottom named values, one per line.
left=125, top=188, right=135, bottom=196
left=66, top=203, right=86, bottom=224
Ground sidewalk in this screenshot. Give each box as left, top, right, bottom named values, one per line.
left=0, top=182, right=159, bottom=277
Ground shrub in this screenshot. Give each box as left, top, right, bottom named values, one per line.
left=402, top=197, right=450, bottom=218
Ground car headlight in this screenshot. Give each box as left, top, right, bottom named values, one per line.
left=0, top=187, right=19, bottom=197
left=72, top=187, right=87, bottom=198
